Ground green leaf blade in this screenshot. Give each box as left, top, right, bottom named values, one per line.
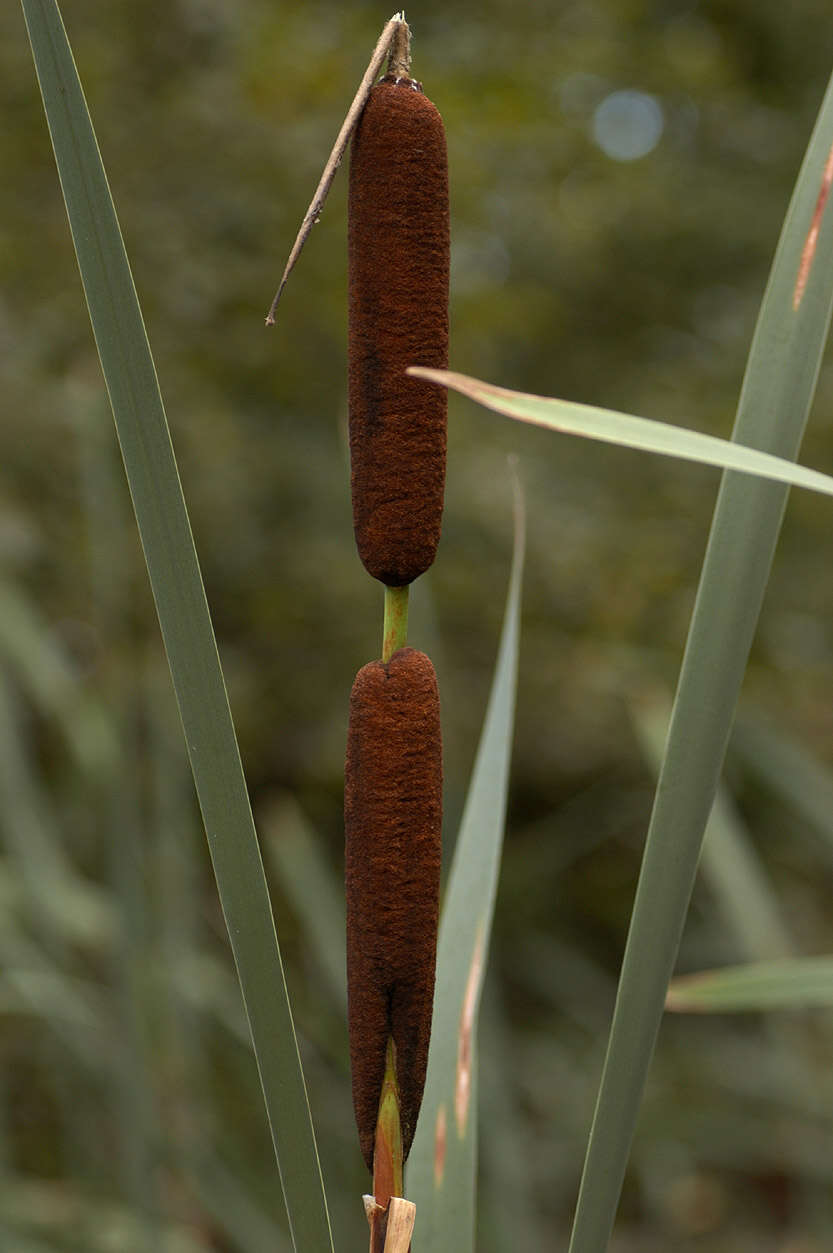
left=667, top=956, right=833, bottom=1013
left=21, top=4, right=333, bottom=1250
left=566, top=65, right=833, bottom=1253
left=406, top=481, right=525, bottom=1253
left=408, top=368, right=833, bottom=500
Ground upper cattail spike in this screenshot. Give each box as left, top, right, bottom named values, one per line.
left=347, top=80, right=449, bottom=584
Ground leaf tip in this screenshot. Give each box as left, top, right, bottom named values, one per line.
left=407, top=365, right=446, bottom=384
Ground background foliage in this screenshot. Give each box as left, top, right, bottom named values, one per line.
left=3, top=1, right=833, bottom=1249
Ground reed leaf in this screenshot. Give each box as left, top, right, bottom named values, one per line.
left=566, top=66, right=833, bottom=1253
left=406, top=476, right=525, bottom=1253
left=412, top=65, right=833, bottom=1249
left=667, top=956, right=833, bottom=1013
left=408, top=368, right=833, bottom=500
left=20, top=3, right=332, bottom=1249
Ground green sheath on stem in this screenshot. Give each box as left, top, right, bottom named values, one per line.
left=374, top=1037, right=404, bottom=1204
left=369, top=1038, right=404, bottom=1253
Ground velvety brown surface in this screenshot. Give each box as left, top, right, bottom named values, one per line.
left=344, top=647, right=443, bottom=1169
left=348, top=78, right=449, bottom=587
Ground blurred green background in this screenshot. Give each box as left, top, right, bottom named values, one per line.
left=4, top=1, right=833, bottom=1249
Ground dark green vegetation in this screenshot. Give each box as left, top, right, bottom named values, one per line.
left=4, top=2, right=833, bottom=1250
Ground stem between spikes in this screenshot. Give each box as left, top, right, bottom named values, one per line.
left=382, top=585, right=409, bottom=662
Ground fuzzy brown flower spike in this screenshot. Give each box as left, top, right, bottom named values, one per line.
left=344, top=647, right=443, bottom=1169
left=348, top=77, right=450, bottom=587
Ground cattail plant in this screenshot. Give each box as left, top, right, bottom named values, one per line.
left=33, top=7, right=833, bottom=1253
left=342, top=24, right=449, bottom=1248
left=265, top=16, right=450, bottom=1245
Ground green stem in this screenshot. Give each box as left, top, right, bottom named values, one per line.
left=382, top=585, right=409, bottom=662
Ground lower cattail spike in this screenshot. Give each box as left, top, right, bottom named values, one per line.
left=345, top=647, right=443, bottom=1170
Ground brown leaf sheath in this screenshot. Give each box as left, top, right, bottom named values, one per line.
left=345, top=647, right=443, bottom=1170
left=348, top=77, right=449, bottom=587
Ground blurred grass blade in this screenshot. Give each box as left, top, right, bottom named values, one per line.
left=263, top=794, right=347, bottom=1012
left=478, top=986, right=545, bottom=1252
left=734, top=714, right=833, bottom=862
left=0, top=676, right=117, bottom=950
left=194, top=1158, right=292, bottom=1253
left=407, top=476, right=525, bottom=1253
left=1, top=1175, right=209, bottom=1253
left=567, top=67, right=833, bottom=1253
left=20, top=4, right=333, bottom=1250
left=696, top=791, right=794, bottom=962
left=0, top=968, right=106, bottom=1035
left=408, top=368, right=833, bottom=500
left=667, top=956, right=833, bottom=1013
left=632, top=695, right=793, bottom=962
left=0, top=579, right=114, bottom=779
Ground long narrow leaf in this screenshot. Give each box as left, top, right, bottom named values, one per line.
left=20, top=5, right=333, bottom=1249
left=407, top=478, right=525, bottom=1253
left=566, top=67, right=833, bottom=1253
left=667, top=956, right=833, bottom=1013
left=408, top=368, right=833, bottom=500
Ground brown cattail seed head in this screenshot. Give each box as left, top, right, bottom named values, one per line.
left=344, top=647, right=443, bottom=1169
left=348, top=78, right=450, bottom=586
